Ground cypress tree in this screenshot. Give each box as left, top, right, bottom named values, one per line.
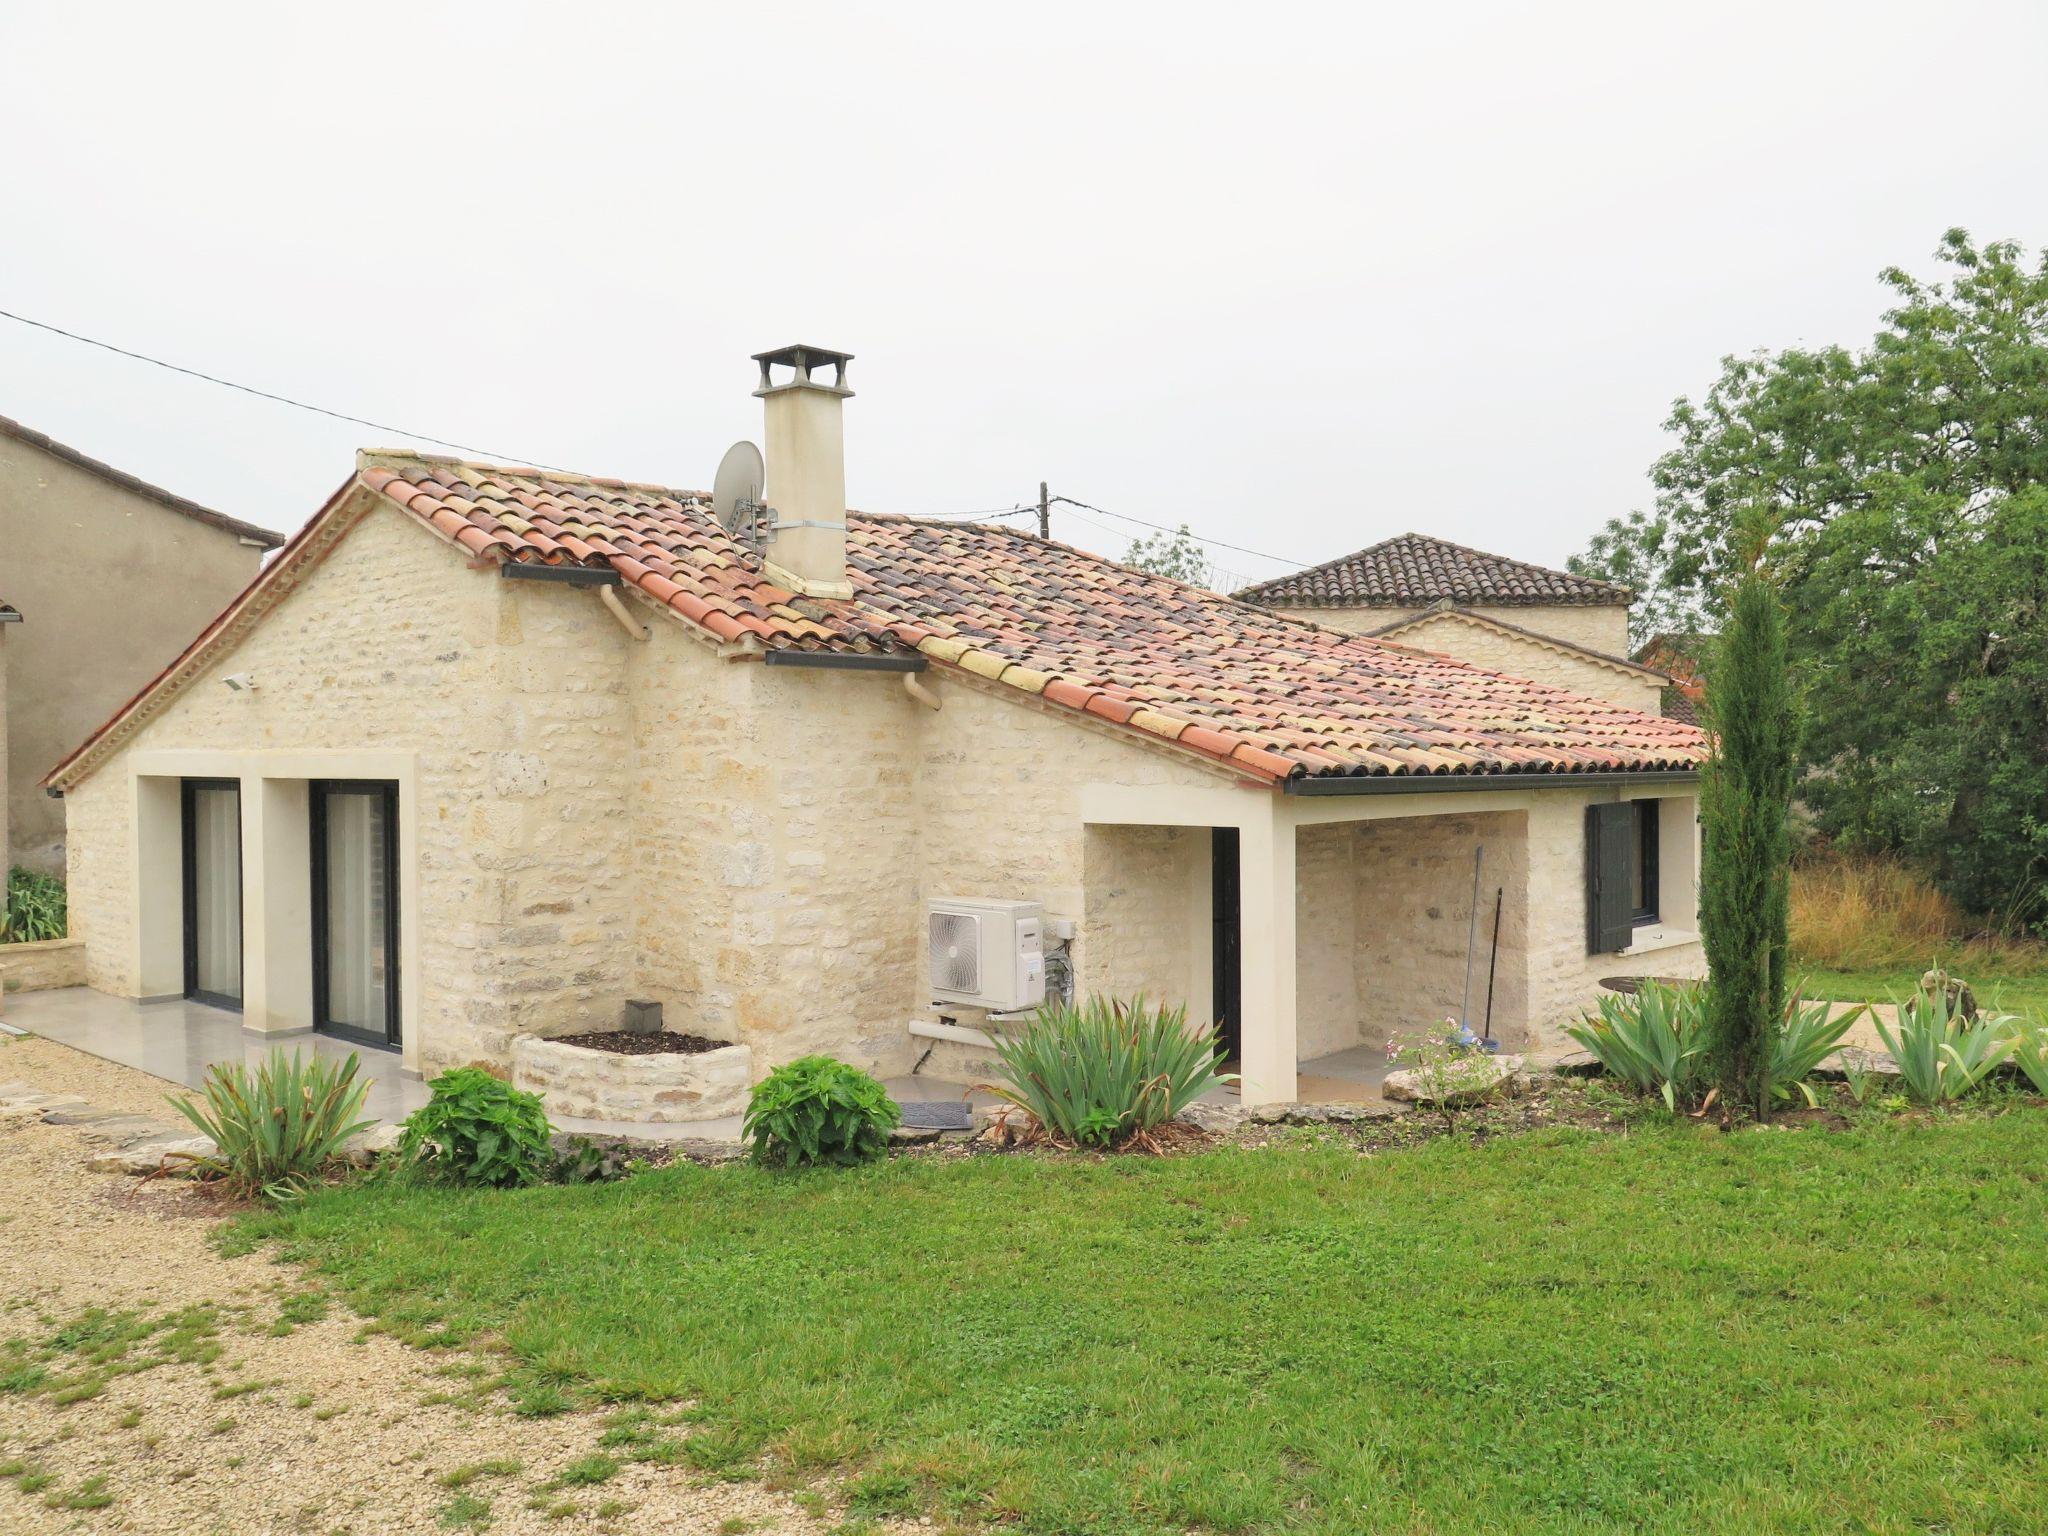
left=1700, top=551, right=1795, bottom=1118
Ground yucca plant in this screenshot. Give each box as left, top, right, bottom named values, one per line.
left=983, top=995, right=1231, bottom=1150
left=1770, top=992, right=1863, bottom=1107
left=1564, top=980, right=1711, bottom=1111
left=1873, top=990, right=2016, bottom=1106
left=169, top=1050, right=375, bottom=1202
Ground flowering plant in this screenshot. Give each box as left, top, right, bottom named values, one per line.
left=1385, top=1019, right=1502, bottom=1128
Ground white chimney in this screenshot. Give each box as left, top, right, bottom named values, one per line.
left=754, top=344, right=854, bottom=600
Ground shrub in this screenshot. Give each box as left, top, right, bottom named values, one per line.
left=169, top=1050, right=374, bottom=1202
left=2, top=867, right=66, bottom=943
left=400, top=1068, right=553, bottom=1187
left=1770, top=994, right=1862, bottom=1107
left=1564, top=981, right=1711, bottom=1111
left=984, top=996, right=1230, bottom=1150
left=743, top=1056, right=899, bottom=1169
left=1873, top=991, right=2015, bottom=1106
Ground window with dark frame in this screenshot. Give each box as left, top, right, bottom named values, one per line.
left=1630, top=800, right=1660, bottom=926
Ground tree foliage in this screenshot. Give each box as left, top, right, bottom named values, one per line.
left=1575, top=230, right=2048, bottom=930
left=1700, top=548, right=1796, bottom=1118
left=1122, top=524, right=1210, bottom=585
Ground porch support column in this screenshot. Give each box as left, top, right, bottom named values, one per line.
left=242, top=777, right=314, bottom=1036
left=1237, top=802, right=1297, bottom=1106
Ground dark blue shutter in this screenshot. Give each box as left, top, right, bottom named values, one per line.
left=1586, top=802, right=1635, bottom=953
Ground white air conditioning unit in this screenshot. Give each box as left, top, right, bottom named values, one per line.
left=928, top=897, right=1045, bottom=1012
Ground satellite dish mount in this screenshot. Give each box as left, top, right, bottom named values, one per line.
left=712, top=439, right=769, bottom=547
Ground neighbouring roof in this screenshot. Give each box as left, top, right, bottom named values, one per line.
left=1235, top=532, right=1631, bottom=609
left=1660, top=686, right=1700, bottom=727
left=1362, top=601, right=1670, bottom=683
left=0, top=414, right=285, bottom=548
left=47, top=452, right=1705, bottom=790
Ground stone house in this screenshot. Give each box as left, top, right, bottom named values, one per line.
left=1235, top=534, right=1670, bottom=714
left=44, top=347, right=1706, bottom=1110
left=1, top=416, right=283, bottom=877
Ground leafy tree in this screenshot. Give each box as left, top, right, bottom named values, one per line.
left=1122, top=525, right=1210, bottom=585
left=1575, top=230, right=2048, bottom=930
left=1700, top=534, right=1796, bottom=1118
left=1568, top=511, right=1711, bottom=648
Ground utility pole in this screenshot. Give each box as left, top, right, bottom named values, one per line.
left=1037, top=481, right=1050, bottom=540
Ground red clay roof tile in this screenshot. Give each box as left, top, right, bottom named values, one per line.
left=347, top=452, right=1705, bottom=783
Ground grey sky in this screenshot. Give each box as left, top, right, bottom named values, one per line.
left=6, top=1, right=2046, bottom=587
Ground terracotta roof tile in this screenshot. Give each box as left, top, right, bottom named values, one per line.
left=1235, top=532, right=1631, bottom=609
left=346, top=452, right=1704, bottom=783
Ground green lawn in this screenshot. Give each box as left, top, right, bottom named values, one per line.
left=1798, top=963, right=2048, bottom=1018
left=242, top=1118, right=2048, bottom=1535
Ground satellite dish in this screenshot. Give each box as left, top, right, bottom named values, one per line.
left=713, top=440, right=765, bottom=534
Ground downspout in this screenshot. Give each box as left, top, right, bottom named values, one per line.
left=598, top=583, right=650, bottom=641
left=903, top=673, right=941, bottom=711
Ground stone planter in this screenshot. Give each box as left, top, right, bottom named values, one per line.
left=510, top=1032, right=752, bottom=1124
left=0, top=937, right=86, bottom=993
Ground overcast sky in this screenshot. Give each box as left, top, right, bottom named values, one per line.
left=6, top=2, right=2046, bottom=587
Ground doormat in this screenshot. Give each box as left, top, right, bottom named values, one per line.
left=896, top=1100, right=974, bottom=1130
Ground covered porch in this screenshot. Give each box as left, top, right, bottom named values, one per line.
left=1079, top=777, right=1698, bottom=1106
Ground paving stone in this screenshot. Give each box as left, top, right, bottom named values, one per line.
left=73, top=1116, right=184, bottom=1144
left=40, top=1109, right=122, bottom=1125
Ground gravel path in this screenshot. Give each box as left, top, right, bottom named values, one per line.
left=0, top=1036, right=902, bottom=1536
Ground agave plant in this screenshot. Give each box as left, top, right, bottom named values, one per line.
left=1999, top=1018, right=2048, bottom=1098
left=1771, top=992, right=1863, bottom=1107
left=169, top=1049, right=375, bottom=1202
left=1873, top=990, right=2016, bottom=1106
left=983, top=996, right=1231, bottom=1149
left=1564, top=980, right=1710, bottom=1111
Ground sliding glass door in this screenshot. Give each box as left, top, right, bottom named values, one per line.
left=181, top=779, right=243, bottom=1009
left=310, top=781, right=401, bottom=1049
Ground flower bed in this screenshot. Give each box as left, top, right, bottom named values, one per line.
left=509, top=1031, right=751, bottom=1124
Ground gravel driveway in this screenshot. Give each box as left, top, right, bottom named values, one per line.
left=0, top=1035, right=893, bottom=1536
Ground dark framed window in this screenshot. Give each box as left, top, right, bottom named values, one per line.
left=1630, top=800, right=1661, bottom=926
left=310, top=780, right=401, bottom=1050
left=181, top=778, right=243, bottom=1010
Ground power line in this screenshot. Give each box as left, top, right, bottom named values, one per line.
left=0, top=306, right=581, bottom=472
left=1050, top=493, right=1308, bottom=568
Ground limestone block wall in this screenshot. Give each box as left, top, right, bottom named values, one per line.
left=61, top=499, right=640, bottom=1070
left=1081, top=825, right=1202, bottom=1013
left=1294, top=810, right=1530, bottom=1059
left=1373, top=613, right=1663, bottom=713
left=1290, top=602, right=1632, bottom=657
left=1524, top=789, right=1704, bottom=1047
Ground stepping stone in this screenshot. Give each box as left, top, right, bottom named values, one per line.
left=73, top=1116, right=183, bottom=1144
left=897, top=1100, right=973, bottom=1131
left=41, top=1109, right=121, bottom=1125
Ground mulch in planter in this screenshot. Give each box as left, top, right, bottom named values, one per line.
left=549, top=1030, right=736, bottom=1057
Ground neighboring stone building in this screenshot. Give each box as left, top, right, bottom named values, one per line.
left=1635, top=631, right=1709, bottom=725
left=1235, top=533, right=1669, bottom=714
left=46, top=348, right=1706, bottom=1111
left=0, top=417, right=283, bottom=875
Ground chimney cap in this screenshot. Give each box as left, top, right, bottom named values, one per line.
left=752, top=343, right=853, bottom=397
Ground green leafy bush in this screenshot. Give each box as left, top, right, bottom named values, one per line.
left=169, top=1050, right=374, bottom=1202
left=1874, top=991, right=2015, bottom=1105
left=400, top=1068, right=553, bottom=1187
left=549, top=1135, right=645, bottom=1185
left=743, top=1056, right=899, bottom=1169
left=2, top=867, right=66, bottom=943
left=985, top=996, right=1231, bottom=1149
left=1770, top=994, right=1862, bottom=1106
left=1565, top=981, right=1711, bottom=1111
